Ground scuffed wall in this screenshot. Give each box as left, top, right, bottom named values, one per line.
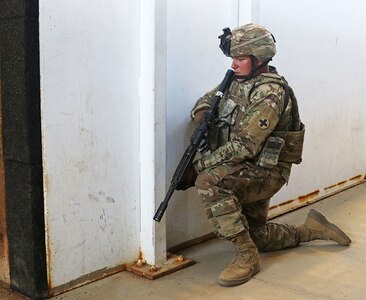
left=166, top=0, right=239, bottom=249
left=166, top=0, right=366, bottom=248
left=261, top=0, right=366, bottom=203
left=40, top=0, right=141, bottom=288
left=39, top=0, right=366, bottom=289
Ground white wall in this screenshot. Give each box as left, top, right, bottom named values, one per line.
left=260, top=0, right=366, bottom=203
left=40, top=0, right=141, bottom=288
left=166, top=0, right=366, bottom=247
left=39, top=0, right=366, bottom=290
left=166, top=0, right=242, bottom=248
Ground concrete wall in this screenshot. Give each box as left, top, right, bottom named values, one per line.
left=39, top=0, right=366, bottom=292
left=260, top=0, right=366, bottom=204
left=166, top=0, right=366, bottom=247
left=165, top=0, right=239, bottom=251
left=40, top=0, right=141, bottom=288
left=1, top=1, right=48, bottom=297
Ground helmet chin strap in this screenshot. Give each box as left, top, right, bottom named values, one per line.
left=235, top=56, right=272, bottom=82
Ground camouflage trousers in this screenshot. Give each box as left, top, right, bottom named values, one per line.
left=195, top=161, right=300, bottom=252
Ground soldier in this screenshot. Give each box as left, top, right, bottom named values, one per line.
left=178, top=23, right=351, bottom=287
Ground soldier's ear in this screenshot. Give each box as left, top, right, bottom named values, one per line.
left=253, top=57, right=262, bottom=66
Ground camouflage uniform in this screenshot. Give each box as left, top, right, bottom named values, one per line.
left=185, top=23, right=350, bottom=287
left=192, top=68, right=304, bottom=251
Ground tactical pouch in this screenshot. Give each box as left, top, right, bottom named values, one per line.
left=257, top=136, right=285, bottom=168
left=272, top=122, right=305, bottom=164
left=208, top=99, right=238, bottom=151
left=217, top=99, right=239, bottom=126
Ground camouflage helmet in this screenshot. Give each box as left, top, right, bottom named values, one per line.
left=220, top=23, right=276, bottom=61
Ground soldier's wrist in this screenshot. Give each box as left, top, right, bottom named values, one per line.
left=191, top=104, right=211, bottom=119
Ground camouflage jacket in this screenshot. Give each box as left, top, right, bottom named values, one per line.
left=192, top=68, right=301, bottom=173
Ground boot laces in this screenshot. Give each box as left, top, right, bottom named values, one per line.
left=232, top=238, right=256, bottom=265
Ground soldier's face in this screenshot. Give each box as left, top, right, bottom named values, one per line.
left=231, top=56, right=252, bottom=77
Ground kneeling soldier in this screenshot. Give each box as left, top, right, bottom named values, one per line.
left=178, top=23, right=351, bottom=287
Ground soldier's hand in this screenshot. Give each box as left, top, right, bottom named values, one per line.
left=176, top=163, right=199, bottom=191
left=193, top=109, right=209, bottom=124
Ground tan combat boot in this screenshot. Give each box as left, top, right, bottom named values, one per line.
left=218, top=232, right=260, bottom=287
left=298, top=209, right=351, bottom=246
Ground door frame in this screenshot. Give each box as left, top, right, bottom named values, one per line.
left=0, top=1, right=48, bottom=298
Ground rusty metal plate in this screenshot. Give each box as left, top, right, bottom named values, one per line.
left=126, top=253, right=196, bottom=280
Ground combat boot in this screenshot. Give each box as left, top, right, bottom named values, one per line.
left=218, top=232, right=260, bottom=287
left=297, top=209, right=351, bottom=246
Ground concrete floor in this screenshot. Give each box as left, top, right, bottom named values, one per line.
left=2, top=182, right=366, bottom=299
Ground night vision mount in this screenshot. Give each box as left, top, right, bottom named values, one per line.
left=218, top=27, right=232, bottom=57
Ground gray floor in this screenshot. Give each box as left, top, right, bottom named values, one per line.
left=2, top=182, right=366, bottom=299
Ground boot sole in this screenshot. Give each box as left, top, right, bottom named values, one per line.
left=308, top=209, right=351, bottom=246
left=218, top=263, right=260, bottom=287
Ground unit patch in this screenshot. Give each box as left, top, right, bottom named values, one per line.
left=258, top=118, right=270, bottom=129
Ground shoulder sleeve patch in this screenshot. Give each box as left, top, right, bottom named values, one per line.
left=258, top=118, right=270, bottom=129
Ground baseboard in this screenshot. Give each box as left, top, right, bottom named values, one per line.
left=49, top=264, right=126, bottom=298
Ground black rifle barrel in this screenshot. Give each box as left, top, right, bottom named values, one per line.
left=153, top=69, right=235, bottom=222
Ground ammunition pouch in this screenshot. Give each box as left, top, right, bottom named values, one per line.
left=271, top=122, right=305, bottom=164
left=257, top=136, right=285, bottom=168
left=208, top=99, right=238, bottom=151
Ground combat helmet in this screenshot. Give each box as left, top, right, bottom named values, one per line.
left=219, top=23, right=276, bottom=61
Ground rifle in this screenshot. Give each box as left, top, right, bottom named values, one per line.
left=153, top=69, right=235, bottom=222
